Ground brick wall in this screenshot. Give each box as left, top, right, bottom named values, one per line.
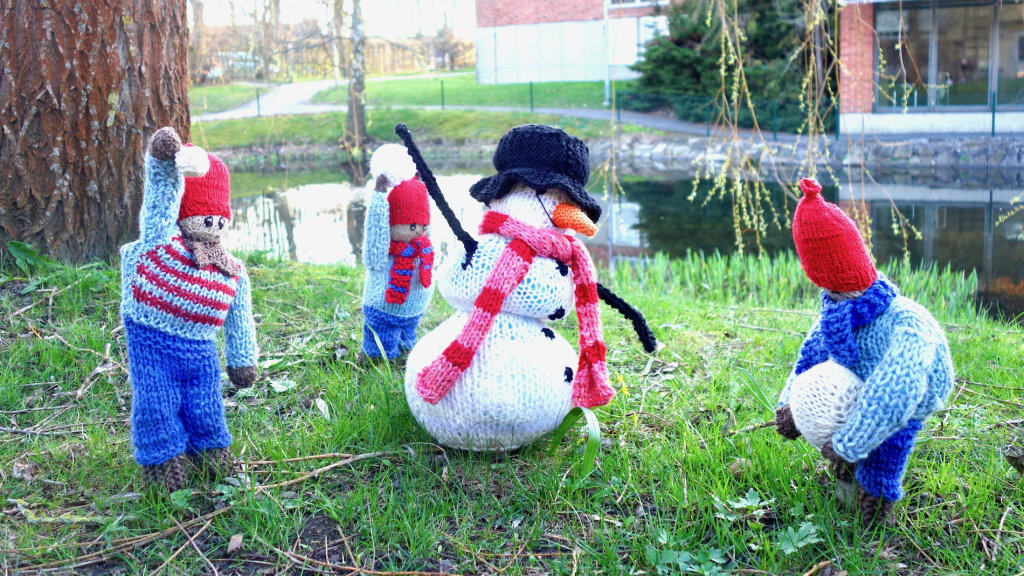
left=477, top=0, right=603, bottom=27
left=839, top=3, right=874, bottom=114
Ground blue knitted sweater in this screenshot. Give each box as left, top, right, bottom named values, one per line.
left=778, top=282, right=955, bottom=463
left=361, top=191, right=434, bottom=317
left=120, top=153, right=258, bottom=369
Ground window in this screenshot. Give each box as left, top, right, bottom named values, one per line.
left=998, top=0, right=1024, bottom=104
left=876, top=6, right=931, bottom=108
left=873, top=0, right=1024, bottom=110
left=936, top=6, right=992, bottom=106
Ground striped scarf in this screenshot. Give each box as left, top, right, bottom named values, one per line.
left=415, top=211, right=613, bottom=409
left=385, top=236, right=434, bottom=305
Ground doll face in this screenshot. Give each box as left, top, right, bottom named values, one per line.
left=391, top=223, right=428, bottom=242
left=179, top=215, right=228, bottom=242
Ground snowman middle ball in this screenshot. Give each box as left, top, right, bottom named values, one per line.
left=788, top=360, right=864, bottom=450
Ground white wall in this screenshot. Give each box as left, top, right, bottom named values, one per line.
left=476, top=16, right=667, bottom=84
left=841, top=111, right=1024, bottom=134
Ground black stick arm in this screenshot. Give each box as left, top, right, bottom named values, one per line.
left=596, top=283, right=658, bottom=353
left=394, top=123, right=478, bottom=268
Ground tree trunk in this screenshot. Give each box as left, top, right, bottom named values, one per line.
left=347, top=0, right=366, bottom=147
left=0, top=0, right=191, bottom=262
left=190, top=0, right=205, bottom=81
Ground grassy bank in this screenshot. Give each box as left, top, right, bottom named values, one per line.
left=311, top=74, right=635, bottom=111
left=2, top=252, right=1023, bottom=574
left=189, top=84, right=262, bottom=116
left=191, top=109, right=660, bottom=151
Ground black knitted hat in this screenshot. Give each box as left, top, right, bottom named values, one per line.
left=469, top=124, right=601, bottom=222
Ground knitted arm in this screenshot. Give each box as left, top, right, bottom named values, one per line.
left=778, top=319, right=824, bottom=407
left=137, top=130, right=187, bottom=251
left=224, top=266, right=259, bottom=371
left=362, top=191, right=392, bottom=272
left=831, top=327, right=935, bottom=462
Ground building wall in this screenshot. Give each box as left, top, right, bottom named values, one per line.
left=839, top=3, right=874, bottom=114
left=840, top=111, right=1024, bottom=134
left=476, top=0, right=603, bottom=27
left=475, top=1, right=666, bottom=84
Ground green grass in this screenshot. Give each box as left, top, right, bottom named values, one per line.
left=189, top=84, right=261, bottom=116
left=2, top=249, right=1023, bottom=574
left=230, top=170, right=350, bottom=199
left=191, top=108, right=659, bottom=150
left=311, top=73, right=638, bottom=110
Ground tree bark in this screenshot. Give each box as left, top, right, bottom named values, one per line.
left=346, top=0, right=366, bottom=147
left=0, top=0, right=191, bottom=262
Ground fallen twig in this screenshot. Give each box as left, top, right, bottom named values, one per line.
left=149, top=519, right=214, bottom=576
left=729, top=420, right=776, bottom=435
left=258, top=535, right=460, bottom=575
left=242, top=452, right=355, bottom=465
left=253, top=451, right=389, bottom=493
left=737, top=324, right=804, bottom=337
left=986, top=419, right=1024, bottom=430
left=0, top=426, right=87, bottom=437
left=172, top=517, right=219, bottom=576
left=799, top=561, right=831, bottom=576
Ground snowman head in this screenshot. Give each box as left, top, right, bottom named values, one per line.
left=488, top=182, right=598, bottom=237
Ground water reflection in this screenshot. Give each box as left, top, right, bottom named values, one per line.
left=224, top=170, right=1024, bottom=321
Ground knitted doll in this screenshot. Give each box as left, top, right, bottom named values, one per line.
left=360, top=144, right=435, bottom=360
left=120, top=127, right=258, bottom=493
left=775, top=177, right=954, bottom=524
left=401, top=124, right=656, bottom=451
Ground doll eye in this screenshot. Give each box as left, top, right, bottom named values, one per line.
left=409, top=224, right=416, bottom=231
left=204, top=216, right=214, bottom=227
left=219, top=218, right=226, bottom=229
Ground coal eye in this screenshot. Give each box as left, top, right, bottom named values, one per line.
left=204, top=216, right=214, bottom=227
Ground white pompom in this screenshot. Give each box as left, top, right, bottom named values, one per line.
left=176, top=145, right=211, bottom=178
left=370, top=143, right=417, bottom=188
left=789, top=360, right=863, bottom=450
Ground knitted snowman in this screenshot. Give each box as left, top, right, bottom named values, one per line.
left=120, top=127, right=258, bottom=493
left=360, top=144, right=435, bottom=360
left=776, top=178, right=955, bottom=524
left=403, top=125, right=636, bottom=451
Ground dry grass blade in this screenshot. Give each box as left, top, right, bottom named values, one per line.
left=252, top=451, right=389, bottom=493
left=258, top=535, right=460, bottom=575
left=148, top=519, right=214, bottom=576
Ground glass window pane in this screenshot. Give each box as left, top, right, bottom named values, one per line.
left=876, top=7, right=930, bottom=108
left=998, top=0, right=1024, bottom=105
left=936, top=6, right=991, bottom=106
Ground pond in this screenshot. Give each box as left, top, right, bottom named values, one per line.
left=224, top=163, right=1024, bottom=322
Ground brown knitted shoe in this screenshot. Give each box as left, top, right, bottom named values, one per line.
left=857, top=485, right=894, bottom=526
left=189, top=447, right=235, bottom=481
left=142, top=455, right=188, bottom=493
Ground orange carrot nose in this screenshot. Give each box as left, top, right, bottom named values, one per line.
left=551, top=203, right=598, bottom=237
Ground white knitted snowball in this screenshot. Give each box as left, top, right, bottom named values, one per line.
left=175, top=145, right=211, bottom=178
left=370, top=143, right=417, bottom=188
left=789, top=360, right=864, bottom=450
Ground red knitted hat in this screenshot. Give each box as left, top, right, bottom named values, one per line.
left=179, top=147, right=231, bottom=222
left=792, top=178, right=877, bottom=292
left=388, top=177, right=430, bottom=226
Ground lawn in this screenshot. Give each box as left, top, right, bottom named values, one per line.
left=2, top=249, right=1022, bottom=575
left=191, top=109, right=659, bottom=150
left=190, top=84, right=261, bottom=116
left=311, top=73, right=638, bottom=110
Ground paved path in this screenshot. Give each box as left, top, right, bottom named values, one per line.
left=193, top=79, right=1008, bottom=142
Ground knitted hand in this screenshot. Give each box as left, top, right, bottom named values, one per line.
left=149, top=127, right=181, bottom=160
left=821, top=440, right=851, bottom=464
left=775, top=405, right=802, bottom=440
left=227, top=366, right=257, bottom=388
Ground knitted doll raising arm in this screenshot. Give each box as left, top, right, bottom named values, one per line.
left=828, top=324, right=936, bottom=463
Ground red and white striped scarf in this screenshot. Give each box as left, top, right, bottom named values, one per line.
left=415, top=211, right=613, bottom=409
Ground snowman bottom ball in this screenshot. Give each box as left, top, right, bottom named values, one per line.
left=788, top=360, right=864, bottom=450
left=405, top=312, right=577, bottom=451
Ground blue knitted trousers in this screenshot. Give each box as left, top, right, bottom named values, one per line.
left=125, top=317, right=232, bottom=466
left=362, top=306, right=422, bottom=359
left=856, top=419, right=923, bottom=501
